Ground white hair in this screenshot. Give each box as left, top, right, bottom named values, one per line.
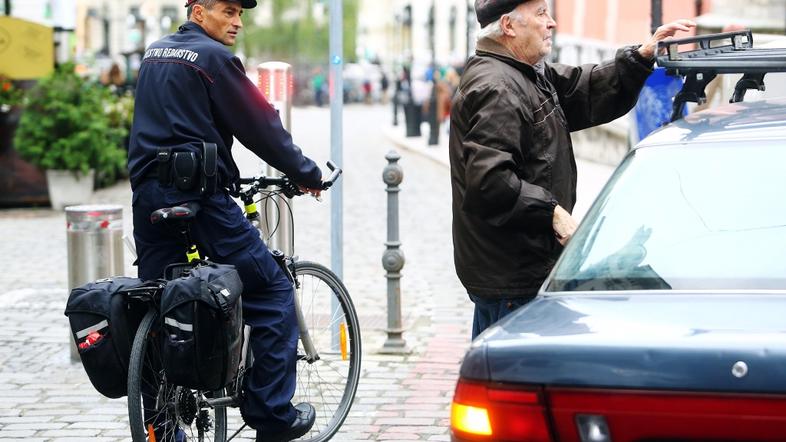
left=476, top=8, right=524, bottom=42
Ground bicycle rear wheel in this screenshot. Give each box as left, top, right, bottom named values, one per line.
left=128, top=310, right=228, bottom=442
left=291, top=261, right=361, bottom=442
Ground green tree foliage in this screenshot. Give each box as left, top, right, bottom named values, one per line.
left=14, top=63, right=127, bottom=182
left=238, top=0, right=357, bottom=65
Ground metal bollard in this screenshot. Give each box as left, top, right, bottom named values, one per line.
left=380, top=151, right=411, bottom=354
left=66, top=205, right=125, bottom=361
left=258, top=62, right=295, bottom=256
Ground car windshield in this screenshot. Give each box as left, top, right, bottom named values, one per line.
left=546, top=143, right=786, bottom=292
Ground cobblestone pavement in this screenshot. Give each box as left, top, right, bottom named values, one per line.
left=0, top=104, right=614, bottom=441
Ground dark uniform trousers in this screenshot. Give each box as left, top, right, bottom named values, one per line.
left=132, top=179, right=297, bottom=431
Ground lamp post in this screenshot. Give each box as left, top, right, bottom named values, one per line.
left=393, top=13, right=400, bottom=126
left=651, top=0, right=663, bottom=34
left=466, top=1, right=475, bottom=63
left=427, top=1, right=439, bottom=146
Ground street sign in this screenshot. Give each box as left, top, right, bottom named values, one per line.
left=0, top=16, right=53, bottom=79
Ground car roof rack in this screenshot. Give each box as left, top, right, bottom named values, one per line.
left=656, top=30, right=786, bottom=122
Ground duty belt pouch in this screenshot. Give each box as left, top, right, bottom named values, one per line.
left=200, top=142, right=218, bottom=196
left=64, top=277, right=147, bottom=398
left=160, top=262, right=244, bottom=391
left=172, top=151, right=200, bottom=192
left=157, top=147, right=173, bottom=186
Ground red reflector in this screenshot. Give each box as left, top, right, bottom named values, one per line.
left=548, top=388, right=786, bottom=441
left=488, top=388, right=540, bottom=404
left=451, top=379, right=553, bottom=442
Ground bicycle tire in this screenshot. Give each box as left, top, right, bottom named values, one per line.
left=128, top=309, right=228, bottom=442
left=291, top=261, right=361, bottom=442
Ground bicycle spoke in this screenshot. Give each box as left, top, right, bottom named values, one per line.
left=291, top=262, right=360, bottom=442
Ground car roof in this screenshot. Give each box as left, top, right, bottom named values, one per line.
left=636, top=97, right=786, bottom=148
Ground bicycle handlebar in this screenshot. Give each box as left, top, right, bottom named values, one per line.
left=322, top=161, right=342, bottom=190
left=238, top=161, right=343, bottom=198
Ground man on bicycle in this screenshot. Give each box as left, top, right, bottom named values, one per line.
left=127, top=0, right=321, bottom=440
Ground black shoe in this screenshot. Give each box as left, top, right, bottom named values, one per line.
left=255, top=403, right=316, bottom=442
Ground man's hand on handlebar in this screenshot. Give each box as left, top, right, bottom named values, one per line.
left=298, top=184, right=322, bottom=199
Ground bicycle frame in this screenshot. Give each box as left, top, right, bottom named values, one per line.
left=240, top=188, right=321, bottom=364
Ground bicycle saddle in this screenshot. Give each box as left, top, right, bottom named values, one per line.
left=150, top=202, right=201, bottom=225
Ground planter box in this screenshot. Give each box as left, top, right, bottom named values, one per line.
left=46, top=169, right=95, bottom=211
left=0, top=108, right=49, bottom=207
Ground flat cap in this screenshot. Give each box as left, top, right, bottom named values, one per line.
left=185, top=0, right=257, bottom=9
left=475, top=0, right=528, bottom=28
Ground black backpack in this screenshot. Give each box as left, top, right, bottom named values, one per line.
left=160, top=262, right=244, bottom=391
left=64, top=277, right=147, bottom=398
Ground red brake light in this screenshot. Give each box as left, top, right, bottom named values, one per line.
left=451, top=379, right=553, bottom=442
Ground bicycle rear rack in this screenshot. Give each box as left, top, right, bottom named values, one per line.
left=657, top=30, right=786, bottom=122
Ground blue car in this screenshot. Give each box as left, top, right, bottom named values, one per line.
left=450, top=99, right=786, bottom=441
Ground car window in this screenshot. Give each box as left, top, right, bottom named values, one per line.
left=547, top=144, right=786, bottom=292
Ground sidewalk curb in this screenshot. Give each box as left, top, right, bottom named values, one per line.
left=382, top=125, right=450, bottom=169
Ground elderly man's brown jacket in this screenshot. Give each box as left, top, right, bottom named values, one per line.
left=449, top=37, right=653, bottom=298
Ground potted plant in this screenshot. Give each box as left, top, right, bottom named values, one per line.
left=14, top=63, right=127, bottom=209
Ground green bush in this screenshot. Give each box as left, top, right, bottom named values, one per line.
left=14, top=63, right=127, bottom=183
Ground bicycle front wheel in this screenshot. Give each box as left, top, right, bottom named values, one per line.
left=291, top=261, right=361, bottom=442
left=128, top=310, right=228, bottom=442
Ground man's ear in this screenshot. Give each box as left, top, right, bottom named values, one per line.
left=192, top=4, right=205, bottom=22
left=500, top=14, right=516, bottom=37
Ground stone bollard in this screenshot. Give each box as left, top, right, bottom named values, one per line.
left=380, top=151, right=410, bottom=354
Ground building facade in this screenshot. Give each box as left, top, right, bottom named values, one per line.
left=75, top=0, right=184, bottom=60
left=358, top=0, right=480, bottom=71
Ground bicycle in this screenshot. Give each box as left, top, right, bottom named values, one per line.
left=126, top=162, right=361, bottom=442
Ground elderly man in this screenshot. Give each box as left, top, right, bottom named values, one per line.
left=449, top=0, right=694, bottom=338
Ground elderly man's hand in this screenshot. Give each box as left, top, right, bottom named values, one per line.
left=553, top=204, right=578, bottom=246
left=638, top=19, right=697, bottom=60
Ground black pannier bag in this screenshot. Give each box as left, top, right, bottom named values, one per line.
left=64, top=277, right=147, bottom=398
left=160, top=262, right=244, bottom=391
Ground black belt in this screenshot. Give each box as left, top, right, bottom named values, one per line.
left=139, top=142, right=220, bottom=195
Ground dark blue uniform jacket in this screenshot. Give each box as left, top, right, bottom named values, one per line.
left=128, top=21, right=321, bottom=192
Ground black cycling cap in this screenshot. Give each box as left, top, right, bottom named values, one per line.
left=185, top=0, right=257, bottom=9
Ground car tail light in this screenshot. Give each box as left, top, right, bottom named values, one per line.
left=451, top=379, right=553, bottom=441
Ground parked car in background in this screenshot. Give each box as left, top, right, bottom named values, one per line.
left=343, top=62, right=383, bottom=103
left=450, top=98, right=786, bottom=441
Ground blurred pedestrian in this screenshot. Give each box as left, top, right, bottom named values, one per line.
left=423, top=69, right=452, bottom=133
left=101, top=62, right=125, bottom=94
left=362, top=79, right=372, bottom=104
left=312, top=69, right=326, bottom=107
left=449, top=0, right=695, bottom=338
left=380, top=71, right=390, bottom=104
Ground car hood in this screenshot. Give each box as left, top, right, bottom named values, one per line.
left=461, top=293, right=786, bottom=394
